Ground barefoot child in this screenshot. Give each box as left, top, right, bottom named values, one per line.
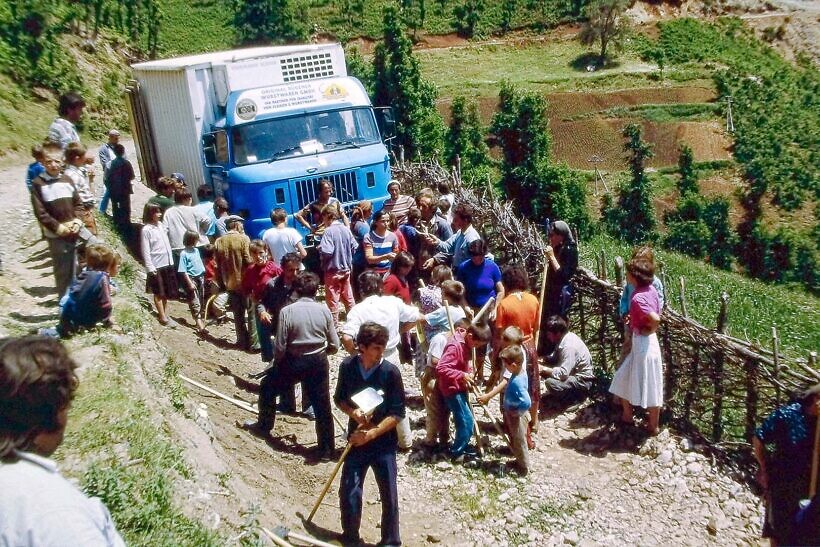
left=435, top=321, right=491, bottom=461
left=178, top=230, right=207, bottom=333
left=140, top=202, right=177, bottom=326
left=478, top=344, right=530, bottom=475
left=486, top=326, right=535, bottom=450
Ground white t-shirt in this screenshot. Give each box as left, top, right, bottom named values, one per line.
left=427, top=331, right=450, bottom=369
left=0, top=451, right=125, bottom=547
left=262, top=226, right=303, bottom=264
left=341, top=295, right=420, bottom=352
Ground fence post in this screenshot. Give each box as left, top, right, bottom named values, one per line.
left=455, top=154, right=461, bottom=181
left=716, top=291, right=729, bottom=334
left=712, top=350, right=724, bottom=442
left=598, top=290, right=608, bottom=371
left=614, top=256, right=624, bottom=288
left=678, top=276, right=688, bottom=318
left=661, top=321, right=676, bottom=420
left=771, top=326, right=781, bottom=404
left=744, top=358, right=759, bottom=442
left=599, top=250, right=607, bottom=281
left=578, top=292, right=586, bottom=339
left=684, top=348, right=700, bottom=425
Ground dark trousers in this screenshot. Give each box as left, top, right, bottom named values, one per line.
left=227, top=290, right=251, bottom=349
left=257, top=353, right=333, bottom=450
left=111, top=195, right=131, bottom=234
left=339, top=446, right=400, bottom=546
left=544, top=376, right=592, bottom=403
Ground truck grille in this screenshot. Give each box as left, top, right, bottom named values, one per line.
left=293, top=171, right=359, bottom=211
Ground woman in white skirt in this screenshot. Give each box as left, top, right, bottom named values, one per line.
left=609, top=257, right=663, bottom=435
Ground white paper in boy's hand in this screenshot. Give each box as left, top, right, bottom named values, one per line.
left=351, top=387, right=384, bottom=415
left=502, top=369, right=513, bottom=380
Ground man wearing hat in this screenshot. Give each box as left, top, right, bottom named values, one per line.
left=215, top=215, right=253, bottom=350
left=380, top=179, right=415, bottom=226
left=98, top=129, right=122, bottom=214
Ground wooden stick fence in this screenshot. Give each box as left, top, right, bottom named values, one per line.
left=394, top=159, right=817, bottom=462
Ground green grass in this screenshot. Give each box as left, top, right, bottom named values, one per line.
left=580, top=234, right=820, bottom=357
left=156, top=0, right=235, bottom=56
left=416, top=40, right=672, bottom=96
left=564, top=102, right=720, bottom=123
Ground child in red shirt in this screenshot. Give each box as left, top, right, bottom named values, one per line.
left=383, top=251, right=414, bottom=304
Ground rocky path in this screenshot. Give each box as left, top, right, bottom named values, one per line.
left=0, top=144, right=765, bottom=545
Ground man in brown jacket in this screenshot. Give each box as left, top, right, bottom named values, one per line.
left=215, top=216, right=252, bottom=349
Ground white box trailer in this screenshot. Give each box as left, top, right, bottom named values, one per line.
left=126, top=43, right=348, bottom=191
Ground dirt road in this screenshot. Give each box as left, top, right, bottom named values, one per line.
left=0, top=142, right=766, bottom=545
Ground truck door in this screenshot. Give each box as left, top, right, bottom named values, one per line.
left=202, top=130, right=229, bottom=198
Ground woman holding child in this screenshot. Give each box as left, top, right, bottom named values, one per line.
left=608, top=257, right=664, bottom=435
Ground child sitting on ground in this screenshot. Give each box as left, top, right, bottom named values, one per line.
left=478, top=344, right=530, bottom=475
left=40, top=243, right=120, bottom=338
left=178, top=230, right=207, bottom=333
left=435, top=321, right=492, bottom=461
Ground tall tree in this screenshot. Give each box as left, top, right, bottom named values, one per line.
left=445, top=95, right=491, bottom=181
left=232, top=0, right=307, bottom=45
left=603, top=123, right=655, bottom=243
left=578, top=0, right=630, bottom=63
left=372, top=5, right=444, bottom=159
left=490, top=81, right=589, bottom=233
left=452, top=0, right=483, bottom=38
left=676, top=144, right=698, bottom=196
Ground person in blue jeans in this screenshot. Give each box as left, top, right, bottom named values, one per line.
left=435, top=322, right=492, bottom=461
left=335, top=322, right=406, bottom=547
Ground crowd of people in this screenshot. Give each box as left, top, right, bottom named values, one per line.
left=3, top=91, right=817, bottom=547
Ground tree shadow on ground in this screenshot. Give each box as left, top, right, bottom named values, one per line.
left=22, top=248, right=50, bottom=263
left=569, top=52, right=622, bottom=72
left=22, top=285, right=57, bottom=299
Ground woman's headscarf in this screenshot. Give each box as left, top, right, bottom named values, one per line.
left=550, top=220, right=575, bottom=245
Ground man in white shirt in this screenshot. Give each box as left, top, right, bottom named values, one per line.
left=262, top=207, right=306, bottom=264
left=341, top=271, right=423, bottom=449
left=0, top=336, right=125, bottom=546
left=162, top=189, right=210, bottom=263
left=541, top=315, right=594, bottom=406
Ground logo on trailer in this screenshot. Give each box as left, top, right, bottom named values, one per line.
left=321, top=82, right=348, bottom=100
left=236, top=98, right=258, bottom=121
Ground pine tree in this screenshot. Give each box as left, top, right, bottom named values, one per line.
left=490, top=82, right=589, bottom=233
left=445, top=96, right=491, bottom=181
left=603, top=123, right=655, bottom=243
left=677, top=144, right=698, bottom=196
left=372, top=5, right=444, bottom=159
left=232, top=0, right=307, bottom=46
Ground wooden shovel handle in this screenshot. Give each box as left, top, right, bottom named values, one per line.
left=307, top=442, right=353, bottom=523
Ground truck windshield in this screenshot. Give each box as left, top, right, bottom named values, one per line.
left=231, top=107, right=380, bottom=166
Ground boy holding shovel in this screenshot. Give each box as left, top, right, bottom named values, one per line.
left=334, top=322, right=406, bottom=547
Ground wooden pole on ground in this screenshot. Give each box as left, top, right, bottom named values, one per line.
left=261, top=527, right=294, bottom=547
left=179, top=374, right=257, bottom=414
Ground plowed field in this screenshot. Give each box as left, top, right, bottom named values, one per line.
left=438, top=86, right=730, bottom=168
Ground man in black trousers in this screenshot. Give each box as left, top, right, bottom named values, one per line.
left=334, top=322, right=405, bottom=547
left=242, top=271, right=338, bottom=460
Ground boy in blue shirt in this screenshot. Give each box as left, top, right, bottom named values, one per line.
left=178, top=230, right=207, bottom=333
left=479, top=344, right=531, bottom=475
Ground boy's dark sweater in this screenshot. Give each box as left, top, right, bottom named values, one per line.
left=61, top=270, right=111, bottom=331
left=334, top=355, right=406, bottom=453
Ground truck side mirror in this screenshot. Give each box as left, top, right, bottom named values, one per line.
left=202, top=130, right=228, bottom=167
left=374, top=107, right=396, bottom=141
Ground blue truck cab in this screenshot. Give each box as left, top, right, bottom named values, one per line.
left=127, top=44, right=393, bottom=240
